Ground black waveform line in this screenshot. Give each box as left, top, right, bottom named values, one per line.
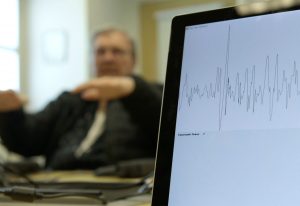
left=179, top=25, right=300, bottom=130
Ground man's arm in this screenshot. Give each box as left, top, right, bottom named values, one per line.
left=73, top=75, right=163, bottom=139
left=0, top=92, right=67, bottom=157
left=120, top=76, right=163, bottom=140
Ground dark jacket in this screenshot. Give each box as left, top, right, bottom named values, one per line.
left=0, top=76, right=162, bottom=170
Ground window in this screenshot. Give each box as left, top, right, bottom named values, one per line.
left=0, top=0, right=19, bottom=90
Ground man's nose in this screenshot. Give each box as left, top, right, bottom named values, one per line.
left=101, top=51, right=115, bottom=61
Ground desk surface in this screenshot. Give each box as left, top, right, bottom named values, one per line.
left=0, top=170, right=152, bottom=206
left=0, top=194, right=151, bottom=206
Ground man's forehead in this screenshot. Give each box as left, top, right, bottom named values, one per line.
left=96, top=32, right=131, bottom=48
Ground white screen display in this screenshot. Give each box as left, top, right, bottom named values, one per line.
left=169, top=10, right=300, bottom=206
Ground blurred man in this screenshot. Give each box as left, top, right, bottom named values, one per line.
left=0, top=28, right=162, bottom=170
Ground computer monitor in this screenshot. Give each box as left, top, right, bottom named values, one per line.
left=152, top=1, right=300, bottom=205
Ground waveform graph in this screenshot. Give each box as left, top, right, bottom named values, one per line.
left=177, top=21, right=300, bottom=132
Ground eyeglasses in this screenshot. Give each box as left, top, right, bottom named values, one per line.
left=95, top=47, right=131, bottom=58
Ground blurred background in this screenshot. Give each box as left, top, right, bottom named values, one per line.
left=0, top=0, right=258, bottom=160
left=0, top=0, right=254, bottom=112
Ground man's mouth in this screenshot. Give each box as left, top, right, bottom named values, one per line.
left=98, top=67, right=118, bottom=76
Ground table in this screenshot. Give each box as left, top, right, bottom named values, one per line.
left=0, top=170, right=152, bottom=206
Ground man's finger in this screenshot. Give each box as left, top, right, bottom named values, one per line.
left=73, top=78, right=102, bottom=93
left=81, top=88, right=101, bottom=101
left=19, top=94, right=28, bottom=104
left=73, top=82, right=93, bottom=93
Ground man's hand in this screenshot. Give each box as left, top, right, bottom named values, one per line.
left=73, top=76, right=135, bottom=102
left=0, top=90, right=25, bottom=112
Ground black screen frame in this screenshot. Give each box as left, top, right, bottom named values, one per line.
left=151, top=2, right=300, bottom=206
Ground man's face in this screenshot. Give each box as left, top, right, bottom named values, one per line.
left=93, top=32, right=135, bottom=77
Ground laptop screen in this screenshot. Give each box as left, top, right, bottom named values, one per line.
left=168, top=8, right=300, bottom=206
